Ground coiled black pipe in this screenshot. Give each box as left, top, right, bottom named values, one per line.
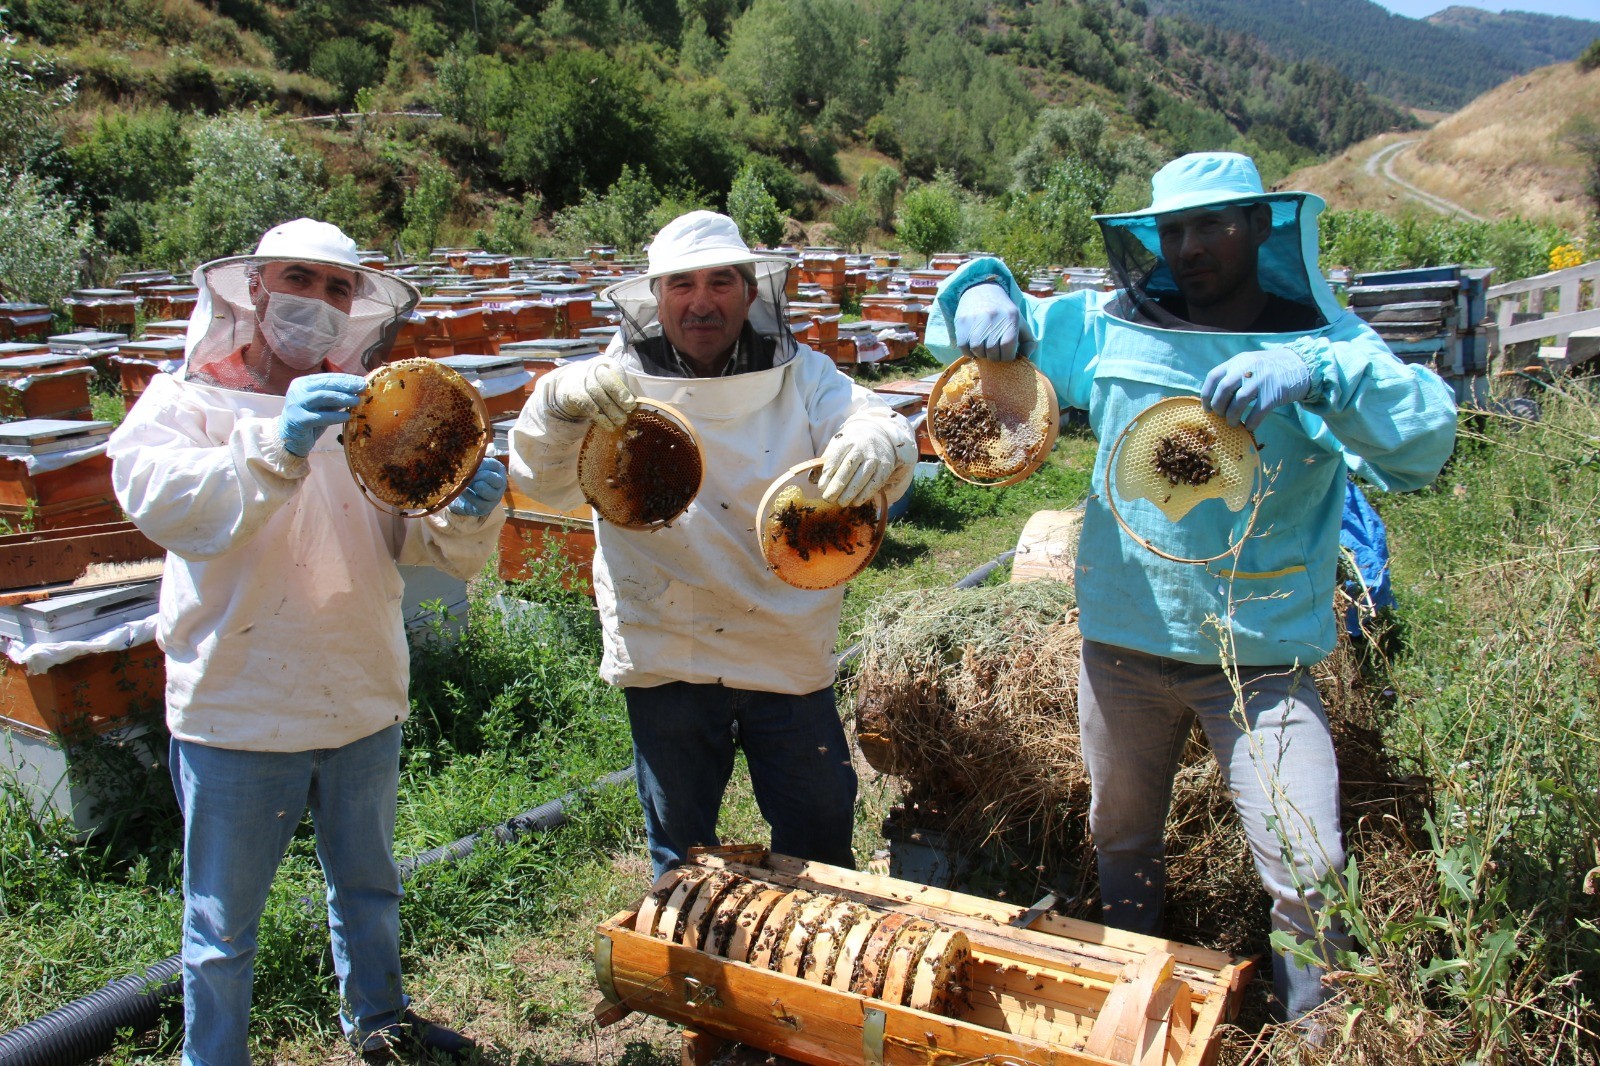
left=0, top=765, right=638, bottom=1066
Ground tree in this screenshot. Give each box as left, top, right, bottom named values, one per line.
left=0, top=19, right=74, bottom=178
left=825, top=201, right=871, bottom=253
left=154, top=111, right=319, bottom=265
left=1580, top=38, right=1600, bottom=73
left=897, top=176, right=962, bottom=258
left=552, top=165, right=663, bottom=253
left=0, top=171, right=91, bottom=304
left=308, top=38, right=383, bottom=107
left=401, top=158, right=460, bottom=258
left=727, top=163, right=784, bottom=248
left=859, top=166, right=900, bottom=231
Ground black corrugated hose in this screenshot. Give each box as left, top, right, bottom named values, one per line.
left=0, top=766, right=638, bottom=1066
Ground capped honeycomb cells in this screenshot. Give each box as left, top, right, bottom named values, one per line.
left=578, top=404, right=702, bottom=529
left=346, top=357, right=489, bottom=515
left=760, top=483, right=883, bottom=590
left=929, top=359, right=1056, bottom=485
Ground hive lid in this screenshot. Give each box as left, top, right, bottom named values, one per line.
left=344, top=358, right=491, bottom=517
left=757, top=459, right=887, bottom=591
left=577, top=401, right=702, bottom=530
left=0, top=580, right=159, bottom=642
left=0, top=419, right=113, bottom=455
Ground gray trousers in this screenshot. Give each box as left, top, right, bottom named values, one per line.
left=1077, top=639, right=1352, bottom=1020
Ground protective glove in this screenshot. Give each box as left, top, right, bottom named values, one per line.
left=953, top=282, right=1021, bottom=361
left=1201, top=348, right=1312, bottom=431
left=818, top=422, right=899, bottom=508
left=279, top=372, right=367, bottom=457
left=448, top=457, right=507, bottom=518
left=547, top=361, right=636, bottom=431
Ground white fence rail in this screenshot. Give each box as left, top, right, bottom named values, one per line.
left=1489, top=260, right=1600, bottom=347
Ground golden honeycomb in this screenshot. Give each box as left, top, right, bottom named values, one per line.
left=345, top=357, right=490, bottom=516
left=577, top=403, right=702, bottom=529
left=928, top=358, right=1057, bottom=485
left=758, top=470, right=885, bottom=590
left=1112, top=396, right=1257, bottom=523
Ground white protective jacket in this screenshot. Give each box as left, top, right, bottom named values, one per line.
left=509, top=343, right=915, bottom=694
left=109, top=373, right=503, bottom=752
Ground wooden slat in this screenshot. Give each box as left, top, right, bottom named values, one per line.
left=1083, top=952, right=1173, bottom=1063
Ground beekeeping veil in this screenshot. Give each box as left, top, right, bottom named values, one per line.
left=602, top=211, right=796, bottom=370
left=183, top=218, right=420, bottom=393
left=1095, top=153, right=1340, bottom=334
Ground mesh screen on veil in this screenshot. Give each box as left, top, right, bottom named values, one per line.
left=1100, top=198, right=1329, bottom=333
left=184, top=256, right=419, bottom=393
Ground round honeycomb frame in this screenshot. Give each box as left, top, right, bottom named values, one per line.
left=757, top=459, right=888, bottom=590
left=577, top=400, right=703, bottom=530
left=345, top=357, right=491, bottom=518
left=927, top=356, right=1059, bottom=486
left=1106, top=395, right=1261, bottom=564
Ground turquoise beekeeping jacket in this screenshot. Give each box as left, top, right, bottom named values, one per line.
left=926, top=256, right=1456, bottom=666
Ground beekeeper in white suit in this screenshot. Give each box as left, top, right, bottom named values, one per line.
left=510, top=210, right=917, bottom=878
left=109, top=218, right=503, bottom=1066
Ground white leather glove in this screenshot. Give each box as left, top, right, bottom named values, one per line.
left=818, top=421, right=899, bottom=507
left=547, top=361, right=636, bottom=431
left=953, top=282, right=1021, bottom=361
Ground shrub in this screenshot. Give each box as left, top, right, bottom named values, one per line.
left=308, top=38, right=383, bottom=107
left=0, top=170, right=92, bottom=304
left=858, top=165, right=900, bottom=232
left=897, top=175, right=962, bottom=258
left=1578, top=37, right=1600, bottom=74
left=152, top=110, right=319, bottom=265
left=727, top=162, right=783, bottom=248
left=551, top=164, right=662, bottom=253
left=825, top=200, right=871, bottom=253
left=400, top=158, right=459, bottom=258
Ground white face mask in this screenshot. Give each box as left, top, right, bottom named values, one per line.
left=259, top=291, right=350, bottom=369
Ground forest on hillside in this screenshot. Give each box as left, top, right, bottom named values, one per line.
left=1150, top=0, right=1599, bottom=111
left=0, top=0, right=1429, bottom=295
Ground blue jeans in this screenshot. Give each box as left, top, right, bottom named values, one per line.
left=624, top=682, right=857, bottom=877
left=171, top=726, right=409, bottom=1066
left=1077, top=640, right=1352, bottom=1021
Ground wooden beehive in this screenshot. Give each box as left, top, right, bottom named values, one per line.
left=595, top=848, right=1253, bottom=1066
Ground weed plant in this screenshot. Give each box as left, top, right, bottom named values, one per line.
left=1245, top=392, right=1600, bottom=1062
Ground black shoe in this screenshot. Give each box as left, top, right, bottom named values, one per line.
left=361, top=1011, right=478, bottom=1065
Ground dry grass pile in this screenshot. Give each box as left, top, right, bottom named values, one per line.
left=853, top=579, right=1086, bottom=861
left=852, top=580, right=1426, bottom=973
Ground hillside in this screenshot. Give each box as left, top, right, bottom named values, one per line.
left=1426, top=6, right=1600, bottom=73
left=1283, top=60, right=1600, bottom=229
left=0, top=0, right=1418, bottom=280
left=1149, top=0, right=1598, bottom=111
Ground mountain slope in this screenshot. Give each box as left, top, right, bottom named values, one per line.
left=1283, top=61, right=1600, bottom=228
left=1426, top=6, right=1600, bottom=73
left=1148, top=0, right=1593, bottom=111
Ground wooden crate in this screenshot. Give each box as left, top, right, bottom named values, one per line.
left=0, top=639, right=164, bottom=737
left=0, top=494, right=122, bottom=532
left=595, top=848, right=1252, bottom=1066
left=0, top=520, right=162, bottom=592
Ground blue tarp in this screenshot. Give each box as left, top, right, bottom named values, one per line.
left=1339, top=479, right=1395, bottom=637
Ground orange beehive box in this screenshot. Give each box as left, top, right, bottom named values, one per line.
left=595, top=848, right=1252, bottom=1066
left=498, top=505, right=595, bottom=593
left=0, top=368, right=95, bottom=422
left=0, top=639, right=165, bottom=737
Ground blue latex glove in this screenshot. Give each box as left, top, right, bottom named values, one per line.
left=953, top=282, right=1021, bottom=361
left=448, top=457, right=507, bottom=518
left=279, top=372, right=367, bottom=457
left=1201, top=348, right=1312, bottom=431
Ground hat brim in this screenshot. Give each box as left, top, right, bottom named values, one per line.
left=602, top=250, right=792, bottom=305
left=1094, top=189, right=1324, bottom=223
left=196, top=252, right=420, bottom=312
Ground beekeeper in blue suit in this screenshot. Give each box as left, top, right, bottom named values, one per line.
left=926, top=153, right=1456, bottom=1022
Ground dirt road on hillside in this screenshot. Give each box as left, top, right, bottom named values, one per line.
left=1365, top=139, right=1486, bottom=221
